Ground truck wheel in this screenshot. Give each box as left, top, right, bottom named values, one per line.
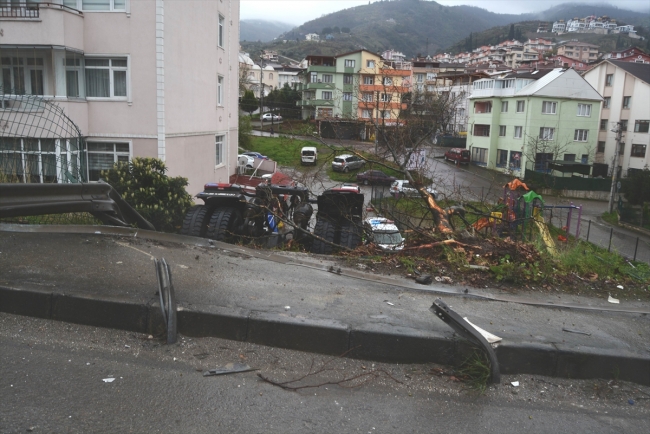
left=311, top=219, right=336, bottom=254
left=206, top=207, right=242, bottom=242
left=339, top=221, right=362, bottom=250
left=179, top=205, right=212, bottom=237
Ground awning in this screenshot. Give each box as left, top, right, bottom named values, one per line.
left=548, top=160, right=591, bottom=176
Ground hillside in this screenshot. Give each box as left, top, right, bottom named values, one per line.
left=240, top=19, right=294, bottom=42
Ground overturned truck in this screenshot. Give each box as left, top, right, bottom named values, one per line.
left=180, top=182, right=364, bottom=253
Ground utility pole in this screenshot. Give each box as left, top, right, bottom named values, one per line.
left=259, top=54, right=264, bottom=130
left=608, top=121, right=624, bottom=213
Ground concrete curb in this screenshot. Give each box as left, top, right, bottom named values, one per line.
left=2, top=285, right=649, bottom=386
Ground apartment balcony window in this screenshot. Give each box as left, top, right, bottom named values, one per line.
left=342, top=92, right=352, bottom=101
left=541, top=101, right=557, bottom=114
left=63, top=0, right=126, bottom=11
left=577, top=103, right=591, bottom=117
left=574, top=129, right=588, bottom=141
left=622, top=96, right=631, bottom=109
left=539, top=127, right=555, bottom=141
left=383, top=77, right=392, bottom=86
left=473, top=124, right=490, bottom=137
left=603, top=97, right=610, bottom=109
left=343, top=74, right=353, bottom=84
left=321, top=91, right=332, bottom=100
left=605, top=74, right=613, bottom=86
left=361, top=92, right=373, bottom=102
left=427, top=73, right=437, bottom=80
left=344, top=59, right=355, bottom=68
left=634, top=120, right=649, bottom=133
left=366, top=60, right=375, bottom=68
left=363, top=76, right=374, bottom=85
left=87, top=141, right=129, bottom=181
left=501, top=101, right=508, bottom=112
left=361, top=109, right=371, bottom=118
left=379, top=93, right=391, bottom=102
left=499, top=125, right=506, bottom=136
left=215, top=135, right=224, bottom=166
left=0, top=1, right=40, bottom=18
left=600, top=119, right=608, bottom=131
left=474, top=101, right=492, bottom=113
left=322, top=74, right=333, bottom=83
left=1, top=56, right=44, bottom=95
left=416, top=74, right=424, bottom=83
left=514, top=126, right=522, bottom=138
left=621, top=120, right=628, bottom=131
left=496, top=149, right=508, bottom=167
left=85, top=57, right=128, bottom=99
left=631, top=144, right=646, bottom=158
left=516, top=100, right=525, bottom=112
left=597, top=141, right=605, bottom=153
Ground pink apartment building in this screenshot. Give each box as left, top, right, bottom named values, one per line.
left=0, top=0, right=240, bottom=195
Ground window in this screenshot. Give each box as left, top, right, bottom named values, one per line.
left=361, top=93, right=373, bottom=102
left=600, top=119, right=608, bottom=131
left=542, top=101, right=557, bottom=114
left=363, top=76, right=374, bottom=85
left=85, top=57, right=127, bottom=98
left=603, top=97, right=610, bottom=109
left=574, top=129, right=588, bottom=141
left=581, top=154, right=588, bottom=164
left=344, top=59, right=355, bottom=68
left=619, top=143, right=625, bottom=155
left=65, top=0, right=126, bottom=11
left=514, top=126, right=522, bottom=138
left=472, top=147, right=488, bottom=164
left=516, top=100, right=525, bottom=112
left=577, top=104, right=591, bottom=117
left=510, top=151, right=521, bottom=169
left=416, top=74, right=424, bottom=83
left=215, top=135, right=224, bottom=166
left=366, top=60, right=375, bottom=68
left=634, top=120, right=650, bottom=133
left=539, top=127, right=555, bottom=140
left=563, top=154, right=576, bottom=162
left=382, top=110, right=391, bottom=119
left=631, top=144, right=646, bottom=158
left=597, top=141, right=605, bottom=153
left=321, top=91, right=332, bottom=100
left=383, top=77, right=393, bottom=85
left=65, top=56, right=84, bottom=98
left=497, top=149, right=508, bottom=167
left=474, top=101, right=492, bottom=113
left=1, top=56, right=45, bottom=95
left=499, top=125, right=506, bottom=136
left=217, top=75, right=223, bottom=106
left=317, top=108, right=333, bottom=118
left=622, top=96, right=631, bottom=109
left=310, top=72, right=318, bottom=83
left=621, top=120, right=628, bottom=131
left=218, top=15, right=224, bottom=48
left=605, top=74, right=613, bottom=86
left=322, top=74, right=333, bottom=83
left=343, top=74, right=353, bottom=84
left=473, top=124, right=490, bottom=137
left=342, top=92, right=352, bottom=101
left=380, top=93, right=391, bottom=102
left=362, top=109, right=371, bottom=118
left=427, top=72, right=437, bottom=80
left=501, top=101, right=508, bottom=112
left=87, top=142, right=129, bottom=181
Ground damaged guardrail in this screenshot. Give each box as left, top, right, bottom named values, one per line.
left=155, top=258, right=177, bottom=345
left=0, top=182, right=154, bottom=230
left=430, top=298, right=501, bottom=384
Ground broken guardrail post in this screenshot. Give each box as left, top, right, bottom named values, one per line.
left=430, top=298, right=500, bottom=384
left=155, top=258, right=177, bottom=344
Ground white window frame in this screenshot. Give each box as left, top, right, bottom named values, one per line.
left=84, top=56, right=129, bottom=100
left=321, top=91, right=332, bottom=100
left=499, top=125, right=506, bottom=137
left=217, top=75, right=224, bottom=106
left=577, top=103, right=591, bottom=117
left=622, top=96, right=631, bottom=109
left=574, top=129, right=588, bottom=142
left=362, top=109, right=371, bottom=118
left=344, top=59, right=355, bottom=68
left=363, top=76, right=374, bottom=85
left=539, top=127, right=555, bottom=141
left=501, top=101, right=508, bottom=113
left=361, top=93, right=373, bottom=102
left=380, top=93, right=391, bottom=102
left=86, top=140, right=131, bottom=182
left=514, top=126, right=522, bottom=139
left=366, top=60, right=375, bottom=68
left=215, top=134, right=225, bottom=167
left=65, top=56, right=85, bottom=99
left=516, top=100, right=525, bottom=113
left=322, top=74, right=333, bottom=83
left=383, top=77, right=393, bottom=86
left=64, top=1, right=127, bottom=12
left=342, top=92, right=353, bottom=101
left=382, top=110, right=391, bottom=119
left=218, top=15, right=225, bottom=48
left=541, top=101, right=557, bottom=114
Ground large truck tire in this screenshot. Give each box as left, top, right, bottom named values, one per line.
left=206, top=207, right=242, bottom=242
left=311, top=219, right=336, bottom=255
left=339, top=220, right=362, bottom=250
left=179, top=205, right=212, bottom=237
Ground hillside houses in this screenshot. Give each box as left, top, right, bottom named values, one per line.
left=552, top=15, right=636, bottom=37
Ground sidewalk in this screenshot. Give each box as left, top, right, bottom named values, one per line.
left=1, top=225, right=649, bottom=385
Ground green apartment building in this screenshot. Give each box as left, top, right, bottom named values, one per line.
left=467, top=68, right=602, bottom=178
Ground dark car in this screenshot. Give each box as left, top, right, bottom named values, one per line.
left=444, top=148, right=470, bottom=165
left=356, top=170, right=397, bottom=185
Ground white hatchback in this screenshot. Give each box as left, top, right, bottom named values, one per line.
left=389, top=180, right=437, bottom=199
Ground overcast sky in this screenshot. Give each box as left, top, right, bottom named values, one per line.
left=240, top=0, right=650, bottom=25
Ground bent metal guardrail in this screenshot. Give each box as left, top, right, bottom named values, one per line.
left=0, top=182, right=154, bottom=230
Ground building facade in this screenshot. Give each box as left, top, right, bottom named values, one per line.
left=583, top=61, right=650, bottom=178
left=557, top=41, right=599, bottom=62
left=0, top=0, right=239, bottom=195
left=467, top=69, right=602, bottom=178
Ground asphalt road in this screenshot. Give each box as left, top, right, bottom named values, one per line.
left=2, top=313, right=649, bottom=434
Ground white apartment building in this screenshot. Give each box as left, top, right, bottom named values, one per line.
left=0, top=0, right=239, bottom=196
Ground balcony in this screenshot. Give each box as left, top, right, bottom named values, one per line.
left=297, top=99, right=334, bottom=107
left=0, top=2, right=40, bottom=18
left=0, top=3, right=84, bottom=47
left=303, top=82, right=335, bottom=90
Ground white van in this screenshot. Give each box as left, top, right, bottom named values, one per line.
left=300, top=147, right=317, bottom=165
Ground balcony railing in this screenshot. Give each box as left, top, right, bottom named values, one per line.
left=0, top=2, right=40, bottom=18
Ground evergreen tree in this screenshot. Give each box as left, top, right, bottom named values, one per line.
left=240, top=90, right=259, bottom=116
left=508, top=24, right=515, bottom=40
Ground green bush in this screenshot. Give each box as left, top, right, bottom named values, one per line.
left=101, top=158, right=194, bottom=233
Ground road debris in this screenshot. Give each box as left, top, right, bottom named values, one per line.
left=607, top=295, right=620, bottom=304
left=203, top=362, right=256, bottom=377
left=415, top=274, right=433, bottom=285
left=562, top=327, right=591, bottom=336
left=463, top=317, right=502, bottom=344
left=102, top=378, right=115, bottom=383
left=511, top=381, right=520, bottom=387
left=385, top=301, right=395, bottom=306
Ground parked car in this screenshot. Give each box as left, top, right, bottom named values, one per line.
left=238, top=154, right=255, bottom=168
left=261, top=113, right=282, bottom=121
left=356, top=170, right=397, bottom=186
left=300, top=146, right=318, bottom=165
left=444, top=147, right=470, bottom=165
left=390, top=180, right=437, bottom=199
left=365, top=217, right=405, bottom=251
left=332, top=154, right=365, bottom=173
left=339, top=183, right=361, bottom=193
left=242, top=151, right=268, bottom=160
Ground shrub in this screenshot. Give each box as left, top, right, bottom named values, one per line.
left=101, top=158, right=194, bottom=233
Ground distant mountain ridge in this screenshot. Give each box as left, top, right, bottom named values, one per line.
left=240, top=19, right=294, bottom=42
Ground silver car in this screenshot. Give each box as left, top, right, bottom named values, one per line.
left=390, top=180, right=437, bottom=199
left=331, top=154, right=365, bottom=173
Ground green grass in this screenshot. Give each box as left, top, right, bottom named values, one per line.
left=457, top=351, right=492, bottom=394
left=601, top=211, right=619, bottom=226
left=246, top=136, right=324, bottom=166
